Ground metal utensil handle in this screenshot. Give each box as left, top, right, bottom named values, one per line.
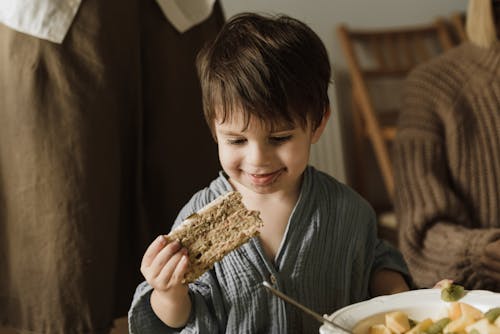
left=262, top=281, right=352, bottom=334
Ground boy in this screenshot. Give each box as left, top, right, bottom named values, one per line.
left=129, top=13, right=410, bottom=333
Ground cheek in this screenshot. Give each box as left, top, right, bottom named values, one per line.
left=282, top=142, right=310, bottom=167
left=218, top=145, right=240, bottom=168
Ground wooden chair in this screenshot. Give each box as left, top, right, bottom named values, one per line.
left=450, top=12, right=468, bottom=42
left=337, top=20, right=455, bottom=246
left=337, top=19, right=454, bottom=201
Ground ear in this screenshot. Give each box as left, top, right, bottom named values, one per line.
left=311, top=107, right=331, bottom=144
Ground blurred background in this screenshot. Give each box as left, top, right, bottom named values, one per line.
left=222, top=0, right=466, bottom=183
left=222, top=0, right=468, bottom=244
left=0, top=0, right=470, bottom=333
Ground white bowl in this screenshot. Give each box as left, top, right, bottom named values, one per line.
left=319, top=289, right=500, bottom=334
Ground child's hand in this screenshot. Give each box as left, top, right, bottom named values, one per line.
left=140, top=235, right=190, bottom=296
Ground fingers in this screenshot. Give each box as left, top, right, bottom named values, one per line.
left=433, top=279, right=453, bottom=289
left=148, top=240, right=182, bottom=278
left=140, top=235, right=190, bottom=291
left=172, top=254, right=190, bottom=283
left=157, top=250, right=190, bottom=286
left=141, top=235, right=168, bottom=268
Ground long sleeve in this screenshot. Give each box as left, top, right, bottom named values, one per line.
left=358, top=202, right=411, bottom=296
left=129, top=182, right=232, bottom=333
left=393, top=42, right=500, bottom=291
left=128, top=272, right=227, bottom=333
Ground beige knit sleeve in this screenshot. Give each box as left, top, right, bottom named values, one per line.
left=393, top=67, right=500, bottom=291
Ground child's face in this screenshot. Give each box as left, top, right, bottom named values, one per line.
left=214, top=110, right=324, bottom=196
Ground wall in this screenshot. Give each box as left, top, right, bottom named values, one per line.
left=219, top=0, right=468, bottom=184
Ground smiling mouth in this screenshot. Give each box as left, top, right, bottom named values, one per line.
left=248, top=169, right=283, bottom=186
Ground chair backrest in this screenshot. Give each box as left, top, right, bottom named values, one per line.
left=337, top=19, right=454, bottom=200
left=450, top=12, right=467, bottom=42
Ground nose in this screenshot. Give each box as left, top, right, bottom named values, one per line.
left=246, top=142, right=271, bottom=167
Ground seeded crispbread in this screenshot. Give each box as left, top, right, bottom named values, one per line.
left=165, top=191, right=263, bottom=283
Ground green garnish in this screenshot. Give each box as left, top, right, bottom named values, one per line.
left=425, top=318, right=451, bottom=334
left=440, top=283, right=466, bottom=302
left=485, top=307, right=500, bottom=323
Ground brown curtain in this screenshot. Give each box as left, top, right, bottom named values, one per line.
left=0, top=0, right=224, bottom=333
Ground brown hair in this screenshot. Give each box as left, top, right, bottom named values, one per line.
left=196, top=13, right=331, bottom=136
left=466, top=0, right=498, bottom=48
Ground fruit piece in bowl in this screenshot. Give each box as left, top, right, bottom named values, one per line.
left=319, top=289, right=500, bottom=334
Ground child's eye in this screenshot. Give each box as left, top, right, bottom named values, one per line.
left=269, top=135, right=292, bottom=144
left=227, top=138, right=246, bottom=145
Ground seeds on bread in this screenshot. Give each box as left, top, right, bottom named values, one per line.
left=165, top=191, right=263, bottom=283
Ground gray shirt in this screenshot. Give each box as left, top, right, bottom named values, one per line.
left=129, top=166, right=409, bottom=333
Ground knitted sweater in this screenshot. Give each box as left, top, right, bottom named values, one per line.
left=393, top=42, right=500, bottom=291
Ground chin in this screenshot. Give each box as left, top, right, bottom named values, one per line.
left=249, top=186, right=279, bottom=194
left=232, top=178, right=280, bottom=195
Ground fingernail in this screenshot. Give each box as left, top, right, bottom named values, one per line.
left=157, top=235, right=167, bottom=245
left=181, top=248, right=188, bottom=255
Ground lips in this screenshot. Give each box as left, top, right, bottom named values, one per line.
left=248, top=169, right=283, bottom=186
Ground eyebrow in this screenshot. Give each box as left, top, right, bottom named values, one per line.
left=217, top=124, right=296, bottom=135
left=271, top=125, right=295, bottom=132
left=217, top=130, right=243, bottom=136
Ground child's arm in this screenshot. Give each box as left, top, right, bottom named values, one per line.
left=141, top=235, right=192, bottom=328
left=370, top=269, right=409, bottom=297
left=150, top=288, right=191, bottom=328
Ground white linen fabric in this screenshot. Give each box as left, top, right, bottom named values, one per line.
left=0, top=0, right=80, bottom=43
left=0, top=0, right=216, bottom=43
left=156, top=0, right=216, bottom=33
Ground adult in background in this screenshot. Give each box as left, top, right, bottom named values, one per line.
left=0, top=0, right=223, bottom=333
left=394, top=0, right=500, bottom=291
